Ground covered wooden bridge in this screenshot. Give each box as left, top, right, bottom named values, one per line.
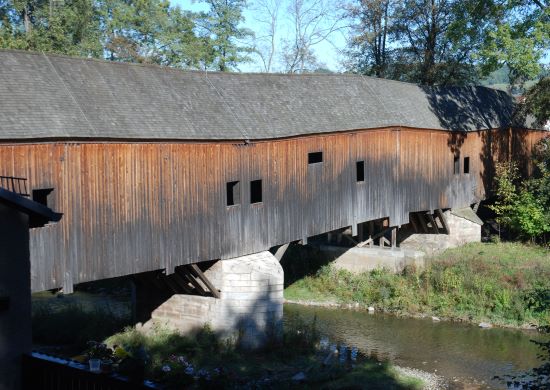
left=0, top=49, right=546, bottom=295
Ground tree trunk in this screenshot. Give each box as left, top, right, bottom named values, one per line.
left=23, top=5, right=31, bottom=35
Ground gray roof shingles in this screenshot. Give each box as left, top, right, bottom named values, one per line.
left=0, top=50, right=532, bottom=141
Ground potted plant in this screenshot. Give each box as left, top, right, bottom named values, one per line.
left=116, top=345, right=148, bottom=383
left=85, top=341, right=113, bottom=373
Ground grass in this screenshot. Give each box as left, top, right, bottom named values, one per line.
left=32, top=292, right=131, bottom=348
left=284, top=242, right=550, bottom=328
left=101, top=318, right=424, bottom=389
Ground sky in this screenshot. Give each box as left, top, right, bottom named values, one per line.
left=170, top=0, right=348, bottom=73
left=170, top=1, right=549, bottom=77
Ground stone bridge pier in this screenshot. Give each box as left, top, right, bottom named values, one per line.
left=146, top=251, right=284, bottom=349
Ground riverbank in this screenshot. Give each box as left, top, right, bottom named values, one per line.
left=31, top=294, right=444, bottom=389
left=66, top=322, right=432, bottom=389
left=284, top=242, right=550, bottom=329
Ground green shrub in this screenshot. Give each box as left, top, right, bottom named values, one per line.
left=285, top=242, right=550, bottom=328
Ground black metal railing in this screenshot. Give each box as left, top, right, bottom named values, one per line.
left=0, top=176, right=29, bottom=196
left=22, top=352, right=158, bottom=390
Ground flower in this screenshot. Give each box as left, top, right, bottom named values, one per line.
left=197, top=369, right=208, bottom=377
left=185, top=365, right=194, bottom=375
left=177, top=356, right=188, bottom=365
left=162, top=365, right=171, bottom=373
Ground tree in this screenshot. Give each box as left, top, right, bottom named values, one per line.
left=521, top=76, right=550, bottom=128
left=158, top=7, right=214, bottom=69
left=0, top=0, right=213, bottom=69
left=490, top=138, right=550, bottom=243
left=346, top=0, right=498, bottom=85
left=198, top=0, right=254, bottom=71
left=282, top=0, right=344, bottom=73
left=490, top=161, right=520, bottom=235
left=251, top=0, right=281, bottom=72
left=101, top=0, right=211, bottom=68
left=346, top=0, right=394, bottom=78
left=480, top=0, right=550, bottom=91
left=0, top=0, right=103, bottom=56
left=391, top=0, right=494, bottom=85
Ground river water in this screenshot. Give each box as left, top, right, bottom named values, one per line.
left=32, top=290, right=547, bottom=388
left=284, top=303, right=548, bottom=389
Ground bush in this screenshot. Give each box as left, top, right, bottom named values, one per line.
left=284, top=242, right=550, bottom=328
left=104, top=319, right=324, bottom=388
left=490, top=136, right=550, bottom=243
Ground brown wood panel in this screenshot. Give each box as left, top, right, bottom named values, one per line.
left=0, top=127, right=545, bottom=291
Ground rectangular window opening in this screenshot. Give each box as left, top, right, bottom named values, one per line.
left=453, top=156, right=460, bottom=175
left=463, top=157, right=470, bottom=174
left=250, top=179, right=262, bottom=204
left=356, top=161, right=365, bottom=182
left=32, top=188, right=53, bottom=207
left=308, top=151, right=323, bottom=164
left=226, top=181, right=240, bottom=206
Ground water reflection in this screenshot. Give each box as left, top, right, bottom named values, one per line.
left=284, top=304, right=548, bottom=389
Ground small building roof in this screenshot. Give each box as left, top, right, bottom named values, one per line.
left=0, top=188, right=62, bottom=227
left=0, top=50, right=535, bottom=141
left=451, top=207, right=484, bottom=226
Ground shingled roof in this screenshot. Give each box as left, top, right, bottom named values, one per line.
left=0, top=50, right=531, bottom=141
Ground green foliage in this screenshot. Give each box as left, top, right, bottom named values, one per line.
left=100, top=0, right=212, bottom=67
left=513, top=189, right=550, bottom=240
left=105, top=322, right=423, bottom=389
left=347, top=0, right=548, bottom=87
left=479, top=1, right=550, bottom=89
left=0, top=0, right=214, bottom=69
left=198, top=0, right=253, bottom=71
left=285, top=242, right=550, bottom=328
left=521, top=77, right=550, bottom=128
left=85, top=340, right=114, bottom=360
left=490, top=136, right=550, bottom=242
left=347, top=0, right=499, bottom=85
left=489, top=161, right=519, bottom=229
left=0, top=0, right=103, bottom=56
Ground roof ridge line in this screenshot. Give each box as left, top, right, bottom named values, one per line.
left=358, top=73, right=408, bottom=126
left=204, top=71, right=250, bottom=142
left=3, top=49, right=507, bottom=91
left=42, top=51, right=98, bottom=137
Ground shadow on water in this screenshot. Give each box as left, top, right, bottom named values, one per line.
left=284, top=304, right=549, bottom=389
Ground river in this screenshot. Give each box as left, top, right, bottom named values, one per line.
left=284, top=303, right=548, bottom=389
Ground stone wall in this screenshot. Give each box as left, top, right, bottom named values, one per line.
left=148, top=251, right=284, bottom=349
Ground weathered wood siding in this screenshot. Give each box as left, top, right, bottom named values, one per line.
left=0, top=127, right=545, bottom=291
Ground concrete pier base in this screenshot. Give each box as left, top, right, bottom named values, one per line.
left=315, top=208, right=482, bottom=274
left=148, top=251, right=284, bottom=349
left=400, top=208, right=482, bottom=256
left=320, top=245, right=425, bottom=274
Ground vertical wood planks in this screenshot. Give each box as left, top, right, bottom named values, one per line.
left=0, top=127, right=542, bottom=291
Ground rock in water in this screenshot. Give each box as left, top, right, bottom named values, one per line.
left=292, top=372, right=306, bottom=381
left=479, top=322, right=492, bottom=328
left=367, top=306, right=375, bottom=313
left=431, top=316, right=440, bottom=322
